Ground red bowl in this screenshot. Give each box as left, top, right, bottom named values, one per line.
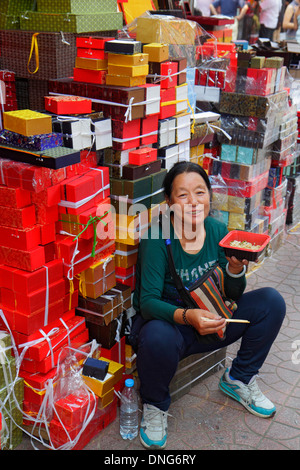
left=219, top=230, right=271, bottom=261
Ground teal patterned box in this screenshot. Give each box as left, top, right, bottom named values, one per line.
left=20, top=11, right=123, bottom=32
left=37, top=0, right=117, bottom=14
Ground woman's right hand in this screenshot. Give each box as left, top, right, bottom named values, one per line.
left=178, top=308, right=226, bottom=336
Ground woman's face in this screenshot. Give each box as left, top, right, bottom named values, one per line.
left=167, top=171, right=211, bottom=230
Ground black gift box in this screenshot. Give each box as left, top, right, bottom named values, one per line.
left=82, top=357, right=109, bottom=380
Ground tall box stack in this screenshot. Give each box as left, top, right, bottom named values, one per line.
left=0, top=331, right=24, bottom=450
left=210, top=52, right=296, bottom=256
left=0, top=97, right=122, bottom=447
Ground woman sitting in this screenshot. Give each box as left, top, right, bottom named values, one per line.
left=131, top=161, right=286, bottom=449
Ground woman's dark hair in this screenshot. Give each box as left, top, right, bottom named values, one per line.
left=162, top=161, right=211, bottom=199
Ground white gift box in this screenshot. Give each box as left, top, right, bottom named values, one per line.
left=158, top=117, right=176, bottom=148
left=175, top=113, right=190, bottom=144
left=175, top=84, right=188, bottom=114
left=92, top=117, right=112, bottom=150
left=158, top=144, right=179, bottom=170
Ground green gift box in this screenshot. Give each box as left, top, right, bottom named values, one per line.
left=20, top=11, right=123, bottom=32
left=111, top=175, right=152, bottom=200
left=37, top=0, right=117, bottom=14
left=0, top=0, right=35, bottom=30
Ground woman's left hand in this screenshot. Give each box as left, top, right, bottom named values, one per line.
left=226, top=256, right=248, bottom=275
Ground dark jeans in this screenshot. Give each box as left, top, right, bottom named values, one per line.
left=132, top=287, right=286, bottom=411
left=259, top=24, right=275, bottom=40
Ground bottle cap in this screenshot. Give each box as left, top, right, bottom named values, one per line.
left=125, top=378, right=134, bottom=387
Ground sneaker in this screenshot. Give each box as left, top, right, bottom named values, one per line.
left=139, top=404, right=168, bottom=449
left=219, top=368, right=276, bottom=418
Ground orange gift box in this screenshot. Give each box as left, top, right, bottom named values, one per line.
left=44, top=96, right=92, bottom=115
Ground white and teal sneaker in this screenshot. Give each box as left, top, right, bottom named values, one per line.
left=139, top=404, right=168, bottom=449
left=219, top=368, right=276, bottom=418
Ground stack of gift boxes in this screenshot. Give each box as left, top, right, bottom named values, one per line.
left=0, top=71, right=18, bottom=131
left=0, top=331, right=24, bottom=450
left=208, top=52, right=298, bottom=253
left=0, top=96, right=132, bottom=447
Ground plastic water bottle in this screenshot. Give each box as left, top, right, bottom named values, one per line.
left=119, top=378, right=139, bottom=440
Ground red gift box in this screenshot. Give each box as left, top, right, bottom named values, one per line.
left=31, top=185, right=61, bottom=207
left=112, top=119, right=141, bottom=150
left=101, top=335, right=125, bottom=366
left=115, top=266, right=136, bottom=291
left=21, top=166, right=52, bottom=193
left=160, top=87, right=176, bottom=119
left=20, top=367, right=58, bottom=406
left=39, top=222, right=56, bottom=245
left=0, top=245, right=45, bottom=271
left=0, top=225, right=40, bottom=250
left=0, top=186, right=31, bottom=208
left=55, top=391, right=97, bottom=428
left=76, top=36, right=114, bottom=50
left=128, top=147, right=157, bottom=165
left=141, top=114, right=159, bottom=145
left=76, top=48, right=106, bottom=60
left=20, top=329, right=89, bottom=374
left=1, top=278, right=65, bottom=315
left=44, top=96, right=92, bottom=115
left=0, top=259, right=63, bottom=295
left=160, top=61, right=178, bottom=89
left=0, top=204, right=36, bottom=229
left=36, top=204, right=59, bottom=225
left=73, top=68, right=107, bottom=84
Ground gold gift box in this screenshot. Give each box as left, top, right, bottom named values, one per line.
left=107, top=63, right=149, bottom=78
left=3, top=109, right=52, bottom=137
left=108, top=52, right=149, bottom=66
left=136, top=16, right=197, bottom=45
left=115, top=242, right=138, bottom=268
left=80, top=256, right=116, bottom=299
left=106, top=75, right=147, bottom=87
left=75, top=57, right=108, bottom=70
left=82, top=372, right=115, bottom=397
left=143, top=43, right=169, bottom=62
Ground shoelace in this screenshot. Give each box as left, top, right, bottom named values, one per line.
left=143, top=406, right=172, bottom=432
left=239, top=377, right=264, bottom=405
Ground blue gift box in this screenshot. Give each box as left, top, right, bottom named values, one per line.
left=0, top=129, right=63, bottom=151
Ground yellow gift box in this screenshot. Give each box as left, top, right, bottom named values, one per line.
left=3, top=109, right=52, bottom=137
left=97, top=387, right=115, bottom=409
left=107, top=64, right=149, bottom=78
left=82, top=372, right=115, bottom=397
left=115, top=211, right=150, bottom=245
left=108, top=52, right=149, bottom=66
left=75, top=57, right=108, bottom=70
left=143, top=43, right=169, bottom=62
left=100, top=357, right=124, bottom=385
left=136, top=16, right=197, bottom=45
left=106, top=75, right=147, bottom=87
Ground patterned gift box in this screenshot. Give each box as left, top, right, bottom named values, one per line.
left=37, top=0, right=118, bottom=13
left=0, top=31, right=117, bottom=81
left=20, top=11, right=123, bottom=33
left=0, top=0, right=35, bottom=30
left=0, top=129, right=63, bottom=151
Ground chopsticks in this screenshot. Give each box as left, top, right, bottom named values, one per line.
left=201, top=317, right=250, bottom=324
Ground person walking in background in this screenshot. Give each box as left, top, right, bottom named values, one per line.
left=259, top=0, right=282, bottom=39
left=193, top=0, right=214, bottom=16
left=293, top=3, right=300, bottom=41
left=283, top=0, right=300, bottom=39
left=210, top=0, right=249, bottom=40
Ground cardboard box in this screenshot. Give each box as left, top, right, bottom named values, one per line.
left=136, top=16, right=197, bottom=45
